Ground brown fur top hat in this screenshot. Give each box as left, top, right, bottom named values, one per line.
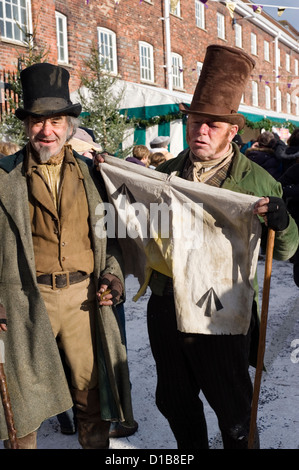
left=16, top=63, right=82, bottom=121
left=179, top=45, right=255, bottom=129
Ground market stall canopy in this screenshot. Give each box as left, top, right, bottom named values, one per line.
left=71, top=81, right=299, bottom=156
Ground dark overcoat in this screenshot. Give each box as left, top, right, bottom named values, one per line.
left=0, top=148, right=134, bottom=439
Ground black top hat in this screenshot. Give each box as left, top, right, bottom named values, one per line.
left=15, top=63, right=82, bottom=121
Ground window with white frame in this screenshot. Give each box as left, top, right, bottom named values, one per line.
left=235, top=23, right=242, bottom=48
left=276, top=88, right=281, bottom=113
left=97, top=27, right=118, bottom=74
left=217, top=12, right=225, bottom=40
left=0, top=0, right=31, bottom=42
left=264, top=41, right=270, bottom=61
left=195, top=0, right=205, bottom=29
left=172, top=53, right=183, bottom=89
left=265, top=85, right=271, bottom=109
left=296, top=96, right=299, bottom=116
left=55, top=12, right=68, bottom=64
left=139, top=41, right=154, bottom=83
left=286, top=53, right=290, bottom=72
left=295, top=59, right=298, bottom=76
left=287, top=92, right=291, bottom=114
left=170, top=0, right=180, bottom=16
left=252, top=81, right=258, bottom=106
left=251, top=33, right=257, bottom=55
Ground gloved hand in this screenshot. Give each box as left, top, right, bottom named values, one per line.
left=0, top=303, right=7, bottom=331
left=97, top=273, right=123, bottom=306
left=266, top=196, right=289, bottom=231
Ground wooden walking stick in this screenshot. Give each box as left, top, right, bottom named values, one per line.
left=0, top=340, right=18, bottom=449
left=248, top=228, right=275, bottom=449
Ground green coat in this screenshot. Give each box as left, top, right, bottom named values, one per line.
left=153, top=145, right=299, bottom=364
left=0, top=149, right=134, bottom=440
left=156, top=145, right=298, bottom=263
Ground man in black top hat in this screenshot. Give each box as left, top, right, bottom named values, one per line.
left=0, top=63, right=135, bottom=449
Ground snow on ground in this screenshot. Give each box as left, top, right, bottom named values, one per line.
left=1, top=258, right=299, bottom=450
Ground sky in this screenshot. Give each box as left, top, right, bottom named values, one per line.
left=257, top=0, right=299, bottom=31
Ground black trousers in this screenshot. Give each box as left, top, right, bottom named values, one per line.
left=147, top=293, right=259, bottom=449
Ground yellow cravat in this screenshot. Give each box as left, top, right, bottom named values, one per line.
left=37, top=148, right=65, bottom=210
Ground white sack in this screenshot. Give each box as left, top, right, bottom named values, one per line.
left=98, top=156, right=261, bottom=335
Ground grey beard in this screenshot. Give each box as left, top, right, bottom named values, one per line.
left=38, top=148, right=52, bottom=163
left=38, top=143, right=64, bottom=163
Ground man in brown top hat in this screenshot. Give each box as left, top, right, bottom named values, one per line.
left=94, top=44, right=297, bottom=449
left=0, top=63, right=135, bottom=449
left=144, top=45, right=298, bottom=449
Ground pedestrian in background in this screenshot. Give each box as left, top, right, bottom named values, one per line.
left=278, top=128, right=299, bottom=287
left=126, top=145, right=151, bottom=167
left=149, top=136, right=174, bottom=160
left=245, top=131, right=283, bottom=180
left=0, top=141, right=20, bottom=158
left=148, top=151, right=166, bottom=169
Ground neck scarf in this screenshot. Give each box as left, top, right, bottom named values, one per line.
left=183, top=144, right=234, bottom=183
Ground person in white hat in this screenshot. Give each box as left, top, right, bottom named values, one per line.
left=150, top=136, right=174, bottom=160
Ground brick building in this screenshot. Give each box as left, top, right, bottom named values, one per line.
left=1, top=0, right=299, bottom=154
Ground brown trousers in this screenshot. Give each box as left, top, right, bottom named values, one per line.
left=39, top=277, right=98, bottom=390
left=40, top=277, right=109, bottom=448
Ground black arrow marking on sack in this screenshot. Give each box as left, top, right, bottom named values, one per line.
left=196, top=288, right=223, bottom=317
left=111, top=184, right=137, bottom=208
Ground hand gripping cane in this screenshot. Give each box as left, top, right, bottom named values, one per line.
left=248, top=228, right=275, bottom=449
left=0, top=340, right=18, bottom=449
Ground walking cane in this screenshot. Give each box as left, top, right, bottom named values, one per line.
left=248, top=228, right=275, bottom=449
left=0, top=340, right=18, bottom=449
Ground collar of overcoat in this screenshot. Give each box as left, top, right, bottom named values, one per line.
left=0, top=147, right=105, bottom=281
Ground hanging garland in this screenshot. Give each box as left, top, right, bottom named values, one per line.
left=245, top=117, right=297, bottom=133
left=129, top=110, right=186, bottom=128
left=120, top=108, right=297, bottom=133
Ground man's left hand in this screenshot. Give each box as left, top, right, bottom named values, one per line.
left=253, top=196, right=289, bottom=231
left=97, top=274, right=123, bottom=306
